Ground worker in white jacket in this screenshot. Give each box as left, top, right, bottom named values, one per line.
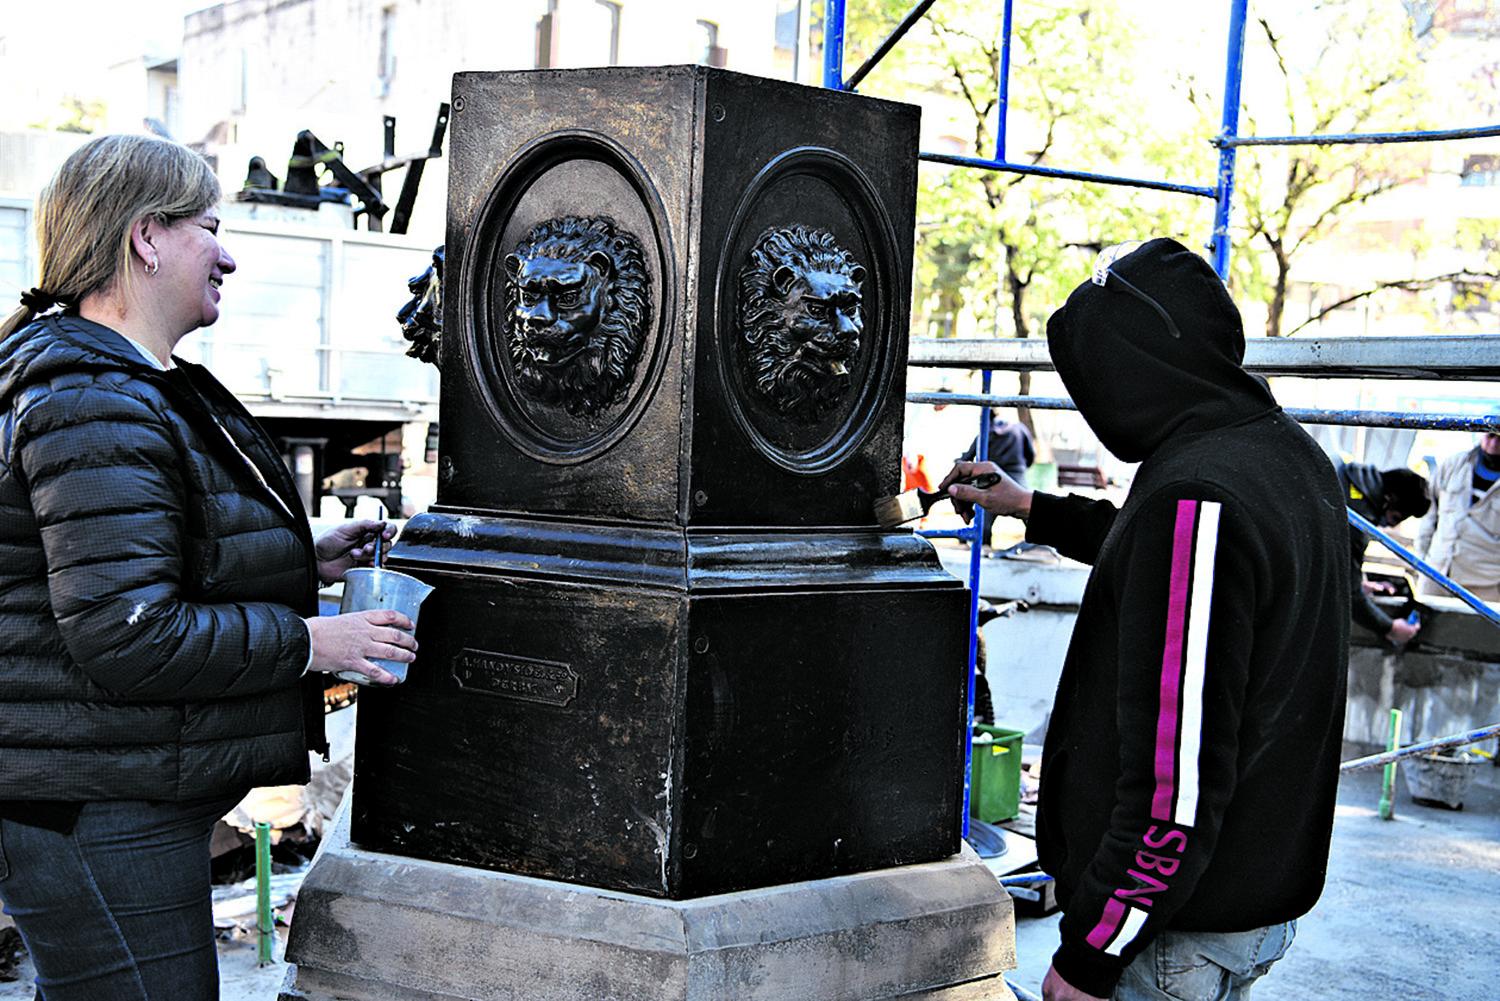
left=1416, top=432, right=1500, bottom=601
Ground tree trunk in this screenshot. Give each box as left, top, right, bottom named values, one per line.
left=1005, top=265, right=1036, bottom=437
left=1266, top=242, right=1291, bottom=338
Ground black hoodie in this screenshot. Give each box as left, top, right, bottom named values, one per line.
left=1334, top=459, right=1398, bottom=637
left=1022, top=240, right=1350, bottom=996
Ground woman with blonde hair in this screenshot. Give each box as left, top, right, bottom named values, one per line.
left=0, top=134, right=417, bottom=1000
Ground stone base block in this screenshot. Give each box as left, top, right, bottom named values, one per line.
left=282, top=805, right=1016, bottom=1001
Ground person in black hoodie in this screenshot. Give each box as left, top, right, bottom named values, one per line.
left=1333, top=459, right=1429, bottom=646
left=0, top=135, right=419, bottom=1001
left=942, top=239, right=1349, bottom=1001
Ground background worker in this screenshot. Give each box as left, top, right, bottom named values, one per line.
left=960, top=411, right=1036, bottom=546
left=1416, top=431, right=1500, bottom=602
left=944, top=239, right=1349, bottom=1001
left=1334, top=459, right=1430, bottom=644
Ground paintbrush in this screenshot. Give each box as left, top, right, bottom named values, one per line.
left=373, top=503, right=385, bottom=569
left=873, top=472, right=1002, bottom=528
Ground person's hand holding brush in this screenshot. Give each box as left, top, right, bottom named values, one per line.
left=939, top=460, right=1033, bottom=523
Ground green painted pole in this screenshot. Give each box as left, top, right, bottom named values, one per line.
left=1378, top=708, right=1403, bottom=820
left=255, top=821, right=273, bottom=965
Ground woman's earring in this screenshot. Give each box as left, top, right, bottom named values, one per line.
left=144, top=259, right=159, bottom=277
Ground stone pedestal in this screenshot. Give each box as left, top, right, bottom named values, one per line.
left=282, top=803, right=1017, bottom=1001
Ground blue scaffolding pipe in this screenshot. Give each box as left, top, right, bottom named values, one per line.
left=822, top=0, right=846, bottom=90
left=904, top=393, right=1500, bottom=434
left=956, top=370, right=993, bottom=839
left=995, top=0, right=1015, bottom=160
left=908, top=334, right=1500, bottom=379
left=920, top=151, right=1217, bottom=198
left=1340, top=722, right=1500, bottom=772
left=1211, top=0, right=1250, bottom=279
left=1219, top=124, right=1500, bottom=147
left=1000, top=872, right=1055, bottom=886
left=1347, top=508, right=1500, bottom=630
left=916, top=527, right=982, bottom=541
left=843, top=0, right=938, bottom=92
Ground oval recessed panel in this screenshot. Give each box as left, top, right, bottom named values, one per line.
left=466, top=133, right=672, bottom=464
left=716, top=148, right=899, bottom=475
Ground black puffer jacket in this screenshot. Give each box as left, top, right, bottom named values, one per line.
left=0, top=314, right=324, bottom=802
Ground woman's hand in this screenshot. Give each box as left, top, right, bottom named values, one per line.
left=939, top=460, right=1034, bottom=522
left=314, top=519, right=397, bottom=584
left=305, top=610, right=417, bottom=685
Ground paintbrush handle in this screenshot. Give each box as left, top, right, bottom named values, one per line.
left=373, top=504, right=385, bottom=569
left=919, top=472, right=1003, bottom=514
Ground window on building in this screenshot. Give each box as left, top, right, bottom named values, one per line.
left=774, top=0, right=802, bottom=79
left=232, top=49, right=249, bottom=114
left=377, top=5, right=397, bottom=96
left=0, top=205, right=32, bottom=306
left=598, top=0, right=621, bottom=65
left=696, top=19, right=727, bottom=67
left=1435, top=0, right=1500, bottom=35
left=571, top=0, right=621, bottom=67
left=162, top=84, right=179, bottom=138
left=1451, top=279, right=1496, bottom=315
left=1460, top=154, right=1500, bottom=186
left=536, top=0, right=561, bottom=69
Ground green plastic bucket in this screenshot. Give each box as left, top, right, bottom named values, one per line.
left=970, top=724, right=1024, bottom=823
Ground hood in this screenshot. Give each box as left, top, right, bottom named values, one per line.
left=1341, top=460, right=1384, bottom=503
left=1338, top=459, right=1386, bottom=521
left=1045, top=238, right=1278, bottom=463
left=0, top=314, right=154, bottom=409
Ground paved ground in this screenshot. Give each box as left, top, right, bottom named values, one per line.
left=1009, top=756, right=1500, bottom=1001
left=3, top=756, right=1496, bottom=1000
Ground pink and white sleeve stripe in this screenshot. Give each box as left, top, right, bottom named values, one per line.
left=1152, top=499, right=1221, bottom=829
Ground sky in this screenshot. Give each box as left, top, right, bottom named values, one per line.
left=4, top=0, right=202, bottom=60
left=0, top=0, right=208, bottom=129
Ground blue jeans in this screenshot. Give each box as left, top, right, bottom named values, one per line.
left=0, top=793, right=241, bottom=1001
left=1114, top=921, right=1296, bottom=1001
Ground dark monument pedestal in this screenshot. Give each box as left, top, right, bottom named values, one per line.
left=351, top=516, right=971, bottom=898
left=286, top=63, right=1017, bottom=997
left=281, top=798, right=1017, bottom=1001
left=349, top=64, right=972, bottom=899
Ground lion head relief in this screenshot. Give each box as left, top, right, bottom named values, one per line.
left=738, top=226, right=867, bottom=421
left=398, top=245, right=445, bottom=367
left=502, top=215, right=650, bottom=418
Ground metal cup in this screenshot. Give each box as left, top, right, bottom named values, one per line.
left=335, top=567, right=434, bottom=685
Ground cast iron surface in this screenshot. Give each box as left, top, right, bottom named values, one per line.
left=394, top=508, right=959, bottom=591
left=737, top=225, right=866, bottom=421
left=355, top=66, right=953, bottom=901
left=696, top=73, right=918, bottom=505
left=353, top=568, right=683, bottom=896
left=500, top=215, right=651, bottom=419
left=353, top=521, right=968, bottom=899
left=677, top=587, right=968, bottom=896
left=397, top=245, right=444, bottom=367
left=439, top=66, right=919, bottom=525
left=447, top=78, right=681, bottom=491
